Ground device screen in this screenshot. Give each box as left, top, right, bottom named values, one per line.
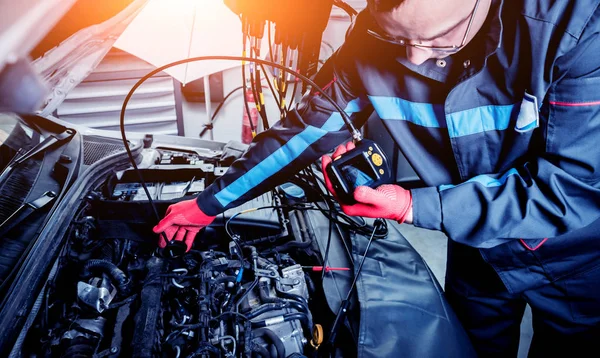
left=341, top=154, right=377, bottom=189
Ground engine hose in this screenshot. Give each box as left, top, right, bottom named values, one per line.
left=304, top=273, right=316, bottom=295
left=251, top=343, right=271, bottom=358
left=244, top=321, right=253, bottom=357
left=233, top=279, right=259, bottom=311
left=251, top=313, right=309, bottom=330
left=259, top=281, right=281, bottom=304
left=268, top=289, right=313, bottom=329
left=287, top=300, right=309, bottom=313
left=274, top=288, right=308, bottom=307
left=246, top=303, right=285, bottom=319
left=252, top=328, right=286, bottom=358
left=131, top=257, right=164, bottom=358
left=246, top=299, right=308, bottom=321
left=81, top=259, right=130, bottom=294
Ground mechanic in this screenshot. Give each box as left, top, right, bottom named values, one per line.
left=154, top=0, right=600, bottom=355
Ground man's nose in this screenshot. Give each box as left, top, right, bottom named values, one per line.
left=406, top=46, right=433, bottom=65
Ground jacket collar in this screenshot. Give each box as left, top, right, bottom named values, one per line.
left=350, top=0, right=505, bottom=83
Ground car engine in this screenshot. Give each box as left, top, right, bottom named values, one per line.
left=20, top=175, right=328, bottom=357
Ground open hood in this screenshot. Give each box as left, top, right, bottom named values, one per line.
left=32, top=0, right=149, bottom=117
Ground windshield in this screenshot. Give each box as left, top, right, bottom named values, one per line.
left=0, top=113, right=42, bottom=171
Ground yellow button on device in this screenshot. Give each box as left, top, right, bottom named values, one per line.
left=372, top=153, right=383, bottom=166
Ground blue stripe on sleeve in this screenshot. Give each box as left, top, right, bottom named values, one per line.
left=439, top=168, right=520, bottom=191
left=214, top=98, right=367, bottom=208
left=368, top=96, right=446, bottom=128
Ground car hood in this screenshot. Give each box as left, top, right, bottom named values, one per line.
left=32, top=0, right=149, bottom=117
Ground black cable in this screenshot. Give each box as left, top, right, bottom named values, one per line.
left=253, top=37, right=270, bottom=131
left=118, top=98, right=167, bottom=247
left=287, top=49, right=302, bottom=112
left=333, top=0, right=358, bottom=17
left=209, top=311, right=249, bottom=324
left=327, top=219, right=384, bottom=349
left=321, top=40, right=336, bottom=57
left=288, top=76, right=300, bottom=112
left=203, top=83, right=277, bottom=135
left=278, top=46, right=288, bottom=117
left=119, top=56, right=358, bottom=247
left=248, top=37, right=268, bottom=133
left=211, top=86, right=243, bottom=121
left=226, top=205, right=288, bottom=252
left=250, top=40, right=282, bottom=118
left=234, top=278, right=259, bottom=312
left=293, top=169, right=384, bottom=237
left=199, top=85, right=244, bottom=138
left=225, top=212, right=246, bottom=260
left=321, top=212, right=334, bottom=281
left=259, top=63, right=282, bottom=110
left=351, top=221, right=383, bottom=291
left=242, top=33, right=257, bottom=136
left=306, top=165, right=388, bottom=237
left=299, top=167, right=336, bottom=280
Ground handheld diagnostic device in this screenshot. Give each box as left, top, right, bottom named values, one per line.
left=326, top=139, right=391, bottom=204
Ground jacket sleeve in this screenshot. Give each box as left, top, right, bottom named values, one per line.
left=411, top=14, right=600, bottom=248
left=196, top=51, right=372, bottom=216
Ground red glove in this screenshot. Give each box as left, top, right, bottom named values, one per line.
left=152, top=198, right=216, bottom=252
left=321, top=142, right=413, bottom=224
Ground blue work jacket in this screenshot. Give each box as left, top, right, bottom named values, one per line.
left=198, top=0, right=600, bottom=294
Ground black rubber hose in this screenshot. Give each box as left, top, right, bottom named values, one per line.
left=244, top=321, right=253, bottom=357
left=131, top=257, right=165, bottom=358
left=251, top=311, right=313, bottom=338
left=287, top=300, right=309, bottom=313
left=251, top=313, right=309, bottom=329
left=252, top=343, right=271, bottom=358
left=233, top=279, right=259, bottom=311
left=246, top=300, right=308, bottom=320
left=259, top=281, right=281, bottom=304
left=246, top=303, right=284, bottom=319
left=274, top=288, right=308, bottom=307
left=81, top=259, right=130, bottom=294
left=253, top=328, right=286, bottom=358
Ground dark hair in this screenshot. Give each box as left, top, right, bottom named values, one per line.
left=367, top=0, right=405, bottom=12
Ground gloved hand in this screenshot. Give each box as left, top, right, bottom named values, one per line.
left=152, top=198, right=216, bottom=252
left=321, top=142, right=413, bottom=224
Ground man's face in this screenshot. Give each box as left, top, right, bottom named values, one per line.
left=369, top=0, right=491, bottom=65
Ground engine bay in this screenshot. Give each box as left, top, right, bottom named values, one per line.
left=17, top=147, right=357, bottom=358
left=0, top=128, right=477, bottom=358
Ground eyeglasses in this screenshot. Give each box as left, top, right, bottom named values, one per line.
left=367, top=0, right=481, bottom=53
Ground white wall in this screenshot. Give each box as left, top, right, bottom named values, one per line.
left=181, top=1, right=367, bottom=143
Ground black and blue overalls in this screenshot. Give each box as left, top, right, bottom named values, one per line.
left=197, top=0, right=600, bottom=355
